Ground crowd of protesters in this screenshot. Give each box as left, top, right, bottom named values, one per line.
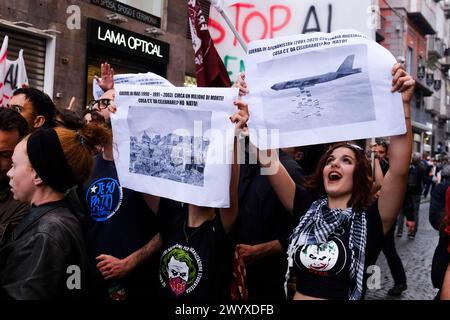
left=0, top=60, right=449, bottom=301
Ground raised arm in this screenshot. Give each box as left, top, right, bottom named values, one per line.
left=378, top=64, right=414, bottom=234
left=220, top=100, right=248, bottom=233
left=258, top=149, right=296, bottom=213
left=371, top=157, right=385, bottom=197
left=441, top=263, right=450, bottom=300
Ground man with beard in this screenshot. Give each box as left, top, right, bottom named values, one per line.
left=0, top=108, right=29, bottom=242
left=84, top=69, right=164, bottom=300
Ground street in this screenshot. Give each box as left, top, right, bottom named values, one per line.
left=366, top=200, right=441, bottom=300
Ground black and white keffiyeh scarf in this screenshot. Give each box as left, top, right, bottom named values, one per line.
left=285, top=197, right=367, bottom=300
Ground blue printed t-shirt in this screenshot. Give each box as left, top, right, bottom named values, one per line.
left=84, top=155, right=159, bottom=299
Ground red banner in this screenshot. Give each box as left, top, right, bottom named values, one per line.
left=188, top=0, right=231, bottom=87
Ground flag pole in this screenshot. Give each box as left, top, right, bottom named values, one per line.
left=208, top=0, right=247, bottom=53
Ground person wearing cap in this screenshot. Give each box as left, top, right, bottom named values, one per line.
left=0, top=123, right=109, bottom=299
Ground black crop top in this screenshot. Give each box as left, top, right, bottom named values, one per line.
left=292, top=186, right=384, bottom=300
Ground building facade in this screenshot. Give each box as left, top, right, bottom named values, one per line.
left=379, top=0, right=450, bottom=156
left=0, top=0, right=196, bottom=109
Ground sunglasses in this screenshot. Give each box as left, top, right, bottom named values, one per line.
left=87, top=98, right=113, bottom=111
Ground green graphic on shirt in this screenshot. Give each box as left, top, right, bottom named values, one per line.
left=160, top=245, right=202, bottom=297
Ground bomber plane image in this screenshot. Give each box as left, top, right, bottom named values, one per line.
left=271, top=54, right=362, bottom=91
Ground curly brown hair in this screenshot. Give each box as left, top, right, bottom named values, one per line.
left=304, top=143, right=374, bottom=212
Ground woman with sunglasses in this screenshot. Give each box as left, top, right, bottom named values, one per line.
left=256, top=63, right=415, bottom=300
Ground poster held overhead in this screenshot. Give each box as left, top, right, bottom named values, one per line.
left=112, top=85, right=238, bottom=208
left=245, top=30, right=405, bottom=150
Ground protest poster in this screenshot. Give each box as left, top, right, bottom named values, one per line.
left=112, top=85, right=238, bottom=207
left=208, top=0, right=374, bottom=82
left=93, top=72, right=174, bottom=100
left=245, top=30, right=405, bottom=149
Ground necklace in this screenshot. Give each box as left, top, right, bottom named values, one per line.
left=183, top=218, right=201, bottom=244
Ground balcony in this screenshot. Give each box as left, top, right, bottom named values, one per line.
left=376, top=15, right=386, bottom=43
left=439, top=105, right=450, bottom=120
left=425, top=95, right=441, bottom=115
left=441, top=54, right=450, bottom=71
left=428, top=35, right=445, bottom=58
left=408, top=0, right=436, bottom=35
left=444, top=0, right=450, bottom=19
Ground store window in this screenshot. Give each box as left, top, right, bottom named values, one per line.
left=86, top=49, right=167, bottom=103
left=117, top=0, right=163, bottom=17
left=0, top=28, right=46, bottom=90
left=86, top=19, right=169, bottom=103
left=406, top=47, right=413, bottom=76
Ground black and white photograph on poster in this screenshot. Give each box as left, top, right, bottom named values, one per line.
left=262, top=44, right=375, bottom=131
left=128, top=107, right=211, bottom=187
left=245, top=30, right=406, bottom=150
left=111, top=84, right=238, bottom=208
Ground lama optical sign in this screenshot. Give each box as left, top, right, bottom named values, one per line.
left=88, top=19, right=169, bottom=64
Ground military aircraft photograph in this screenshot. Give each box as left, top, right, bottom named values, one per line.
left=253, top=44, right=376, bottom=132
left=271, top=54, right=362, bottom=91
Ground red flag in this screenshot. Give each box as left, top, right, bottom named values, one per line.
left=188, top=0, right=231, bottom=87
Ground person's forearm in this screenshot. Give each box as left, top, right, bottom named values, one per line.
left=265, top=153, right=296, bottom=213
left=220, top=136, right=240, bottom=233
left=440, top=263, right=450, bottom=300
left=124, top=233, right=162, bottom=271
left=255, top=240, right=284, bottom=259
left=388, top=103, right=412, bottom=177
left=373, top=158, right=384, bottom=188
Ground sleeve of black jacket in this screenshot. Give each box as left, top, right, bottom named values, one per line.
left=1, top=232, right=69, bottom=299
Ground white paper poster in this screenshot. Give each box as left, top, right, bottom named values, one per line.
left=245, top=30, right=405, bottom=150
left=93, top=72, right=174, bottom=100
left=113, top=85, right=239, bottom=207
left=209, top=0, right=374, bottom=82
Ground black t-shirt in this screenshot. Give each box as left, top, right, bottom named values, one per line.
left=237, top=150, right=304, bottom=299
left=158, top=202, right=234, bottom=301
left=84, top=155, right=159, bottom=299
left=431, top=234, right=450, bottom=290
left=292, top=186, right=384, bottom=300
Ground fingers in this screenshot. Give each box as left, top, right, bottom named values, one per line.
left=230, top=111, right=249, bottom=129
left=234, top=100, right=248, bottom=111
left=393, top=76, right=415, bottom=93
left=101, top=62, right=110, bottom=76
left=230, top=113, right=246, bottom=128
left=392, top=68, right=407, bottom=86
left=391, top=62, right=405, bottom=76
left=398, top=79, right=415, bottom=93
left=96, top=260, right=109, bottom=269
left=230, top=100, right=249, bottom=129
left=94, top=75, right=99, bottom=83
left=235, top=73, right=248, bottom=96
left=96, top=254, right=108, bottom=261
left=392, top=75, right=412, bottom=92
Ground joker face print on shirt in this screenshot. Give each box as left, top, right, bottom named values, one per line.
left=295, top=237, right=347, bottom=275
left=160, top=244, right=203, bottom=297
